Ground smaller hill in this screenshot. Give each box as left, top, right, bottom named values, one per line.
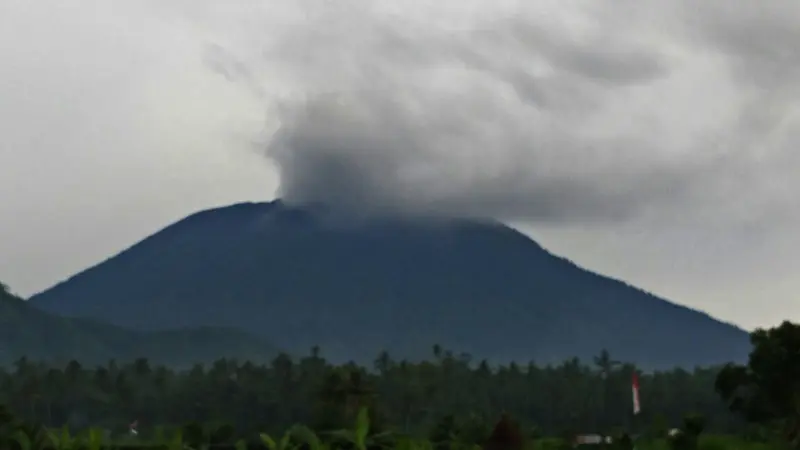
left=0, top=283, right=278, bottom=367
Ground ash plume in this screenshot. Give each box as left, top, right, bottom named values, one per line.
left=204, top=0, right=800, bottom=226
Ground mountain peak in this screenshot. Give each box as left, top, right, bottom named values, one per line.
left=29, top=201, right=749, bottom=369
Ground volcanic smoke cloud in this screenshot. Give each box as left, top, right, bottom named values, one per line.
left=204, top=0, right=799, bottom=226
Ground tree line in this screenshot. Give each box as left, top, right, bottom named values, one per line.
left=0, top=346, right=736, bottom=436
left=2, top=320, right=799, bottom=446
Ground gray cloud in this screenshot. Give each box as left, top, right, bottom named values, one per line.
left=687, top=1, right=800, bottom=86
left=197, top=0, right=798, bottom=230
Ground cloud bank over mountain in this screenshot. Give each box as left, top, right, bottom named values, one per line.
left=200, top=0, right=798, bottom=229
left=1, top=0, right=798, bottom=327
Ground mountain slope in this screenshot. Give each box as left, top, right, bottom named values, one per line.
left=1, top=284, right=277, bottom=366
left=29, top=201, right=751, bottom=368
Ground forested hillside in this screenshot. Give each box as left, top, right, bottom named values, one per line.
left=0, top=282, right=277, bottom=366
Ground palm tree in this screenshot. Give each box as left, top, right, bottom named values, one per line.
left=593, top=349, right=620, bottom=376
left=593, top=349, right=620, bottom=431
left=432, top=344, right=443, bottom=361
left=373, top=351, right=392, bottom=375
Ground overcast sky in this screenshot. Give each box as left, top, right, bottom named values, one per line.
left=1, top=0, right=798, bottom=330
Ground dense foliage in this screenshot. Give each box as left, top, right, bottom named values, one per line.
left=1, top=320, right=798, bottom=450
left=0, top=347, right=737, bottom=437
left=0, top=401, right=781, bottom=450
left=715, top=320, right=800, bottom=447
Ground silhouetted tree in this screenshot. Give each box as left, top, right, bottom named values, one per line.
left=715, top=321, right=800, bottom=446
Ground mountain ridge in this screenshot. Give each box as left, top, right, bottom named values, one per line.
left=29, top=200, right=751, bottom=369
left=1, top=282, right=278, bottom=366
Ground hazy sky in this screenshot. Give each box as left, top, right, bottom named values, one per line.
left=1, top=0, right=798, bottom=329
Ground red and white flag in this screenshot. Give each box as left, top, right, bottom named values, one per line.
left=631, top=372, right=641, bottom=415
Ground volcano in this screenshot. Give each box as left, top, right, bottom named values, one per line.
left=29, top=200, right=749, bottom=368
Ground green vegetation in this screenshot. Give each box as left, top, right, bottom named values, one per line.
left=3, top=319, right=800, bottom=448
left=0, top=403, right=790, bottom=450
left=0, top=348, right=732, bottom=437
left=4, top=267, right=800, bottom=449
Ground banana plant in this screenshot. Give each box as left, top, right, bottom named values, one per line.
left=84, top=427, right=105, bottom=450
left=11, top=429, right=32, bottom=450
left=394, top=435, right=434, bottom=450
left=154, top=425, right=167, bottom=444
left=167, top=428, right=184, bottom=450
left=324, top=407, right=395, bottom=450
left=259, top=428, right=297, bottom=450
left=0, top=410, right=49, bottom=450
left=289, top=424, right=329, bottom=450
left=39, top=425, right=76, bottom=450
